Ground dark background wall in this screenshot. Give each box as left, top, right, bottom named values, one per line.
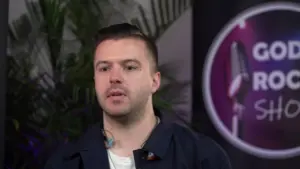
left=0, top=0, right=8, bottom=168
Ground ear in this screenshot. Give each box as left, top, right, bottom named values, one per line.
left=151, top=71, right=161, bottom=93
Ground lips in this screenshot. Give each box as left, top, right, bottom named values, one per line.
left=107, top=90, right=126, bottom=98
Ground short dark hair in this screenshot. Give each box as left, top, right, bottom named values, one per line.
left=94, top=23, right=158, bottom=71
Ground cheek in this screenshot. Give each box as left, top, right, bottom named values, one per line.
left=94, top=77, right=107, bottom=94
left=137, top=77, right=154, bottom=93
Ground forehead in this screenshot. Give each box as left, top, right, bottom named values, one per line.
left=94, top=38, right=149, bottom=62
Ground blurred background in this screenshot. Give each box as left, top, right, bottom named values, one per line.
left=4, top=0, right=300, bottom=169
left=5, top=0, right=192, bottom=168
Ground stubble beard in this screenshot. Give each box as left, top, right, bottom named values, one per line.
left=102, top=95, right=150, bottom=126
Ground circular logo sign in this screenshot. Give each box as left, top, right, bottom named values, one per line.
left=203, top=2, right=300, bottom=159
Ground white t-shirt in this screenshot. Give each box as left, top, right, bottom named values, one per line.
left=107, top=150, right=136, bottom=169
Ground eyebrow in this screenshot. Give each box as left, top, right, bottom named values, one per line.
left=95, top=59, right=141, bottom=68
left=95, top=60, right=108, bottom=68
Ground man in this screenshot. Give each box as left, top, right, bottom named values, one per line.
left=44, top=23, right=232, bottom=169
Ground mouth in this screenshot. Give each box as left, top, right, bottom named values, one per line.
left=107, top=90, right=126, bottom=98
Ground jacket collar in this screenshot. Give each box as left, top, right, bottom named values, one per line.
left=64, top=107, right=173, bottom=161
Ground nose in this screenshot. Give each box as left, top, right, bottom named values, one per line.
left=109, top=67, right=123, bottom=84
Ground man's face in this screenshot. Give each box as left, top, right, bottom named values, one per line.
left=94, top=38, right=160, bottom=117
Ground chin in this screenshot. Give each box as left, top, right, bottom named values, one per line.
left=107, top=111, right=129, bottom=117
left=103, top=106, right=130, bottom=117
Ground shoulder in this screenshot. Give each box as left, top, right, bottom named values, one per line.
left=44, top=124, right=101, bottom=169
left=170, top=123, right=232, bottom=169
left=170, top=122, right=222, bottom=152
left=43, top=142, right=75, bottom=169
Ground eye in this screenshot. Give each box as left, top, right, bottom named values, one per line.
left=98, top=66, right=110, bottom=72
left=125, top=65, right=138, bottom=71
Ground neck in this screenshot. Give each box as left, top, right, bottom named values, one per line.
left=103, top=104, right=158, bottom=157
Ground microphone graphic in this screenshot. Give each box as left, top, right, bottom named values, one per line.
left=227, top=40, right=251, bottom=139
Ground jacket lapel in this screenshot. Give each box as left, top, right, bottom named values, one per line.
left=80, top=148, right=110, bottom=169
left=64, top=123, right=110, bottom=169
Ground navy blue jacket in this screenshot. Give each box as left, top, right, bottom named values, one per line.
left=44, top=109, right=232, bottom=169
